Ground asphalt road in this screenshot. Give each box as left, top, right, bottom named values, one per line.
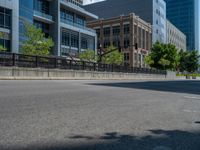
left=0, top=80, right=200, bottom=150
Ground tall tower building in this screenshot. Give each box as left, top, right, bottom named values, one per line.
left=165, top=0, right=200, bottom=51
left=84, top=0, right=167, bottom=44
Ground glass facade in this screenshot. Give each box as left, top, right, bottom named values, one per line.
left=19, top=0, right=34, bottom=47
left=0, top=7, right=11, bottom=29
left=60, top=7, right=86, bottom=28
left=34, top=20, right=50, bottom=37
left=61, top=28, right=95, bottom=56
left=0, top=32, right=11, bottom=52
left=165, top=0, right=196, bottom=50
left=0, top=0, right=97, bottom=57
left=0, top=7, right=11, bottom=52
left=34, top=0, right=50, bottom=15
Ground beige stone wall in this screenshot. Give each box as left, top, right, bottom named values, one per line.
left=0, top=67, right=168, bottom=80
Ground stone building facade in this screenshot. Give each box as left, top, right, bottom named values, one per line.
left=87, top=13, right=152, bottom=67
left=166, top=20, right=187, bottom=50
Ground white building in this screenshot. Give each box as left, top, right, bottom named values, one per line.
left=166, top=20, right=186, bottom=50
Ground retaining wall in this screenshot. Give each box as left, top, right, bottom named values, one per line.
left=0, top=67, right=173, bottom=80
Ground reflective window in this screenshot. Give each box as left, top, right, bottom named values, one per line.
left=0, top=7, right=11, bottom=29
left=34, top=0, right=49, bottom=14
left=75, top=15, right=85, bottom=27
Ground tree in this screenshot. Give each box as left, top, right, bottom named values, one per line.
left=102, top=45, right=124, bottom=65
left=180, top=50, right=199, bottom=73
left=21, top=23, right=54, bottom=56
left=145, top=41, right=179, bottom=70
left=79, top=49, right=97, bottom=62
left=0, top=32, right=6, bottom=51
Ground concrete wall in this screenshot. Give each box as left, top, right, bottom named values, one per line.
left=0, top=67, right=169, bottom=80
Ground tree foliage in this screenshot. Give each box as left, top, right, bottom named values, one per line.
left=179, top=50, right=199, bottom=73
left=0, top=45, right=6, bottom=52
left=79, top=49, right=97, bottom=62
left=21, top=23, right=54, bottom=56
left=102, top=45, right=124, bottom=65
left=145, top=41, right=179, bottom=70
left=145, top=41, right=200, bottom=73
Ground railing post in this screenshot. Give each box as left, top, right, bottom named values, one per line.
left=82, top=61, right=85, bottom=70
left=69, top=60, right=72, bottom=69
left=111, top=64, right=114, bottom=72
left=54, top=58, right=57, bottom=68
left=12, top=53, right=15, bottom=66
left=93, top=63, right=96, bottom=71
left=35, top=56, right=38, bottom=68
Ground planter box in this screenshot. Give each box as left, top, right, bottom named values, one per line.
left=186, top=75, right=191, bottom=79
left=192, top=76, right=197, bottom=79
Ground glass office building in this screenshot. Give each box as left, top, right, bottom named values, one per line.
left=0, top=6, right=11, bottom=51
left=0, top=0, right=98, bottom=58
left=165, top=0, right=200, bottom=51
left=0, top=0, right=19, bottom=53
left=19, top=0, right=34, bottom=48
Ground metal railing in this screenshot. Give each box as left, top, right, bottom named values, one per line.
left=0, top=52, right=166, bottom=75
left=33, top=10, right=53, bottom=21
left=60, top=18, right=96, bottom=33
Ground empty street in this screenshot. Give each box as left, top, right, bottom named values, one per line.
left=0, top=80, right=200, bottom=150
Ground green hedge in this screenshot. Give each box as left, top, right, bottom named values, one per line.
left=176, top=74, right=200, bottom=77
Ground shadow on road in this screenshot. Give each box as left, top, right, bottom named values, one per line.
left=89, top=80, right=200, bottom=95
left=2, top=129, right=200, bottom=150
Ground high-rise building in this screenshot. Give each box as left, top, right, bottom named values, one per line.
left=0, top=0, right=98, bottom=58
left=166, top=20, right=186, bottom=50
left=84, top=0, right=167, bottom=44
left=165, top=0, right=200, bottom=51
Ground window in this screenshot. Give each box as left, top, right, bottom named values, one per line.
left=60, top=8, right=74, bottom=24
left=104, top=40, right=110, bottom=48
left=124, top=24, right=129, bottom=34
left=75, top=15, right=85, bottom=27
left=103, top=27, right=110, bottom=36
left=124, top=38, right=130, bottom=48
left=112, top=26, right=120, bottom=36
left=0, top=38, right=11, bottom=52
left=62, top=32, right=70, bottom=46
left=124, top=53, right=129, bottom=61
left=0, top=7, right=11, bottom=29
left=71, top=33, right=79, bottom=48
left=81, top=37, right=88, bottom=49
left=156, top=20, right=159, bottom=25
left=113, top=40, right=120, bottom=47
left=34, top=0, right=50, bottom=14
left=142, top=29, right=145, bottom=49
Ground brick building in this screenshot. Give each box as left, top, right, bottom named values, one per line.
left=87, top=13, right=152, bottom=67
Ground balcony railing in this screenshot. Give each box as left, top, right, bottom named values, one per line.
left=60, top=18, right=96, bottom=33
left=33, top=10, right=53, bottom=22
